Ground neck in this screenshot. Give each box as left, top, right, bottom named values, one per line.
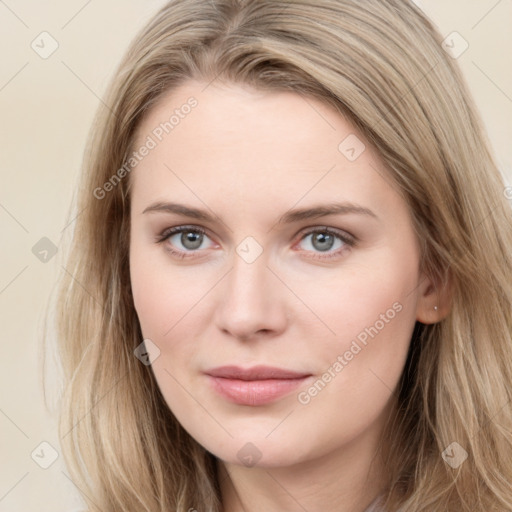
left=217, top=415, right=389, bottom=512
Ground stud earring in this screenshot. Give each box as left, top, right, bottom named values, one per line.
left=434, top=306, right=438, bottom=311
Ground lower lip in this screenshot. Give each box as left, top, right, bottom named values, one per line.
left=207, top=376, right=310, bottom=406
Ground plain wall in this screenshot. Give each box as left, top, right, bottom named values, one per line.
left=0, top=1, right=510, bottom=510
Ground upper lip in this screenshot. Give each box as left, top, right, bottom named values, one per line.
left=205, top=365, right=311, bottom=381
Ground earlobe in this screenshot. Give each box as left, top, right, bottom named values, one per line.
left=415, top=270, right=452, bottom=325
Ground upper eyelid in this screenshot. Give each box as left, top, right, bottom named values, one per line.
left=297, top=225, right=355, bottom=239
left=159, top=224, right=355, bottom=247
left=158, top=225, right=217, bottom=250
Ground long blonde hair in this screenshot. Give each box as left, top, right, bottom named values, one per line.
left=49, top=0, right=512, bottom=510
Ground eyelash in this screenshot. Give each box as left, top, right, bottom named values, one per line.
left=155, top=225, right=357, bottom=261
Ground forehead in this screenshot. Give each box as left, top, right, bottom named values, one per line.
left=134, top=80, right=352, bottom=154
left=129, top=80, right=398, bottom=216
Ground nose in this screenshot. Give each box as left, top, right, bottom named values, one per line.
left=213, top=249, right=289, bottom=341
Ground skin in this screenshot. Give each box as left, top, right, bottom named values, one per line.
left=129, top=80, right=449, bottom=512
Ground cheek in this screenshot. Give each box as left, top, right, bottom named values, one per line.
left=130, top=248, right=168, bottom=338
left=129, top=247, right=204, bottom=412
left=289, top=259, right=417, bottom=436
left=129, top=237, right=207, bottom=339
left=297, top=247, right=419, bottom=372
left=131, top=281, right=169, bottom=340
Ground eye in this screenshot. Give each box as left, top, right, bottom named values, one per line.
left=156, top=225, right=215, bottom=259
left=156, top=225, right=356, bottom=261
left=295, top=227, right=355, bottom=260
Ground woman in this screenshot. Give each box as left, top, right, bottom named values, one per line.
left=52, top=0, right=512, bottom=510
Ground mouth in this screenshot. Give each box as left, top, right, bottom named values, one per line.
left=204, top=365, right=312, bottom=406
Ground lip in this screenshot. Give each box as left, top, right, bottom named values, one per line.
left=204, top=365, right=312, bottom=406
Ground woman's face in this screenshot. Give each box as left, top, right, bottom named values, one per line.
left=129, top=80, right=433, bottom=468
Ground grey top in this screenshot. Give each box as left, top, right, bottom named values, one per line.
left=364, top=495, right=384, bottom=512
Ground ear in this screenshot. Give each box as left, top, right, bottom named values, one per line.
left=416, top=267, right=452, bottom=325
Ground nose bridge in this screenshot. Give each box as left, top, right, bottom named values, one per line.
left=214, top=242, right=287, bottom=338
left=226, top=247, right=272, bottom=310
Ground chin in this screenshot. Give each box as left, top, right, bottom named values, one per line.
left=200, top=433, right=317, bottom=469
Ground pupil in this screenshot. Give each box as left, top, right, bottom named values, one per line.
left=182, top=231, right=202, bottom=250
left=313, top=233, right=334, bottom=252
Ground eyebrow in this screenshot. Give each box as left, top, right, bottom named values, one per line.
left=142, top=201, right=378, bottom=224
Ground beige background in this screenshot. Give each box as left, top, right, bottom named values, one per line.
left=0, top=1, right=511, bottom=510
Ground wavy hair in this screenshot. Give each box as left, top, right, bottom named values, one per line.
left=48, top=0, right=512, bottom=510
